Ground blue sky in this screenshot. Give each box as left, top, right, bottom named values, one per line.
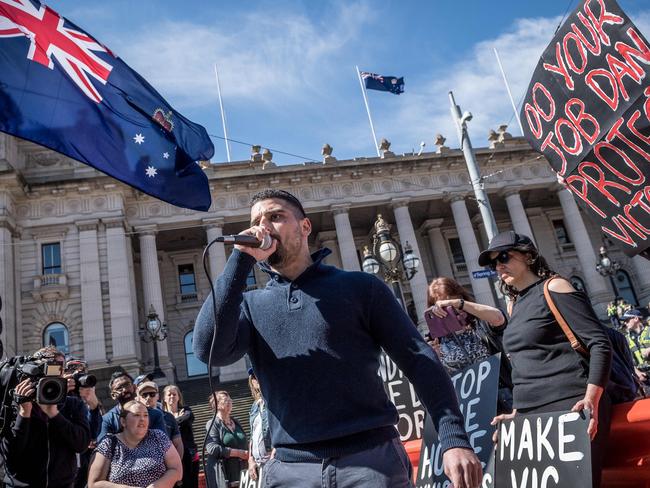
left=51, top=0, right=650, bottom=164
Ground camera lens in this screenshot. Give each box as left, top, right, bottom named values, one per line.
left=36, top=377, right=67, bottom=404
left=78, top=374, right=97, bottom=388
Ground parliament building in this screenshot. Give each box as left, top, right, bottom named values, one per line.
left=0, top=128, right=648, bottom=383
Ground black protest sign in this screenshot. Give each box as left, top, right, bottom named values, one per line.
left=416, top=354, right=500, bottom=488
left=379, top=351, right=425, bottom=442
left=239, top=468, right=263, bottom=488
left=520, top=0, right=650, bottom=256
left=495, top=410, right=592, bottom=488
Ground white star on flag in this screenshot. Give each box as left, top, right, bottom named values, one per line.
left=134, top=133, right=145, bottom=144
left=163, top=152, right=170, bottom=159
left=145, top=166, right=157, bottom=177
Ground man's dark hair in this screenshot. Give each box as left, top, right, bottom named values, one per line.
left=109, top=371, right=133, bottom=390
left=250, top=189, right=306, bottom=218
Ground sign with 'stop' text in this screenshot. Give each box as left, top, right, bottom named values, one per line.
left=521, top=0, right=650, bottom=256
left=495, top=410, right=592, bottom=488
left=416, top=354, right=500, bottom=488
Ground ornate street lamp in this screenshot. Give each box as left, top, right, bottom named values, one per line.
left=596, top=245, right=621, bottom=298
left=139, top=304, right=167, bottom=379
left=362, top=214, right=420, bottom=310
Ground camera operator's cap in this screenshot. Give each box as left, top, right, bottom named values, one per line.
left=478, top=231, right=535, bottom=267
left=133, top=373, right=153, bottom=386
left=621, top=309, right=643, bottom=321
left=137, top=381, right=158, bottom=394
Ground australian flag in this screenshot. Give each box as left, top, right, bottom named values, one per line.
left=361, top=71, right=404, bottom=95
left=0, top=0, right=214, bottom=211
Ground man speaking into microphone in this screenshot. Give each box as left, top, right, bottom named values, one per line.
left=193, top=189, right=481, bottom=488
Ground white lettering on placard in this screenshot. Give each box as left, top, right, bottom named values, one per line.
left=558, top=412, right=585, bottom=462
left=536, top=417, right=555, bottom=461
left=517, top=418, right=534, bottom=461
left=388, top=380, right=404, bottom=410
left=540, top=466, right=560, bottom=487
left=500, top=421, right=517, bottom=461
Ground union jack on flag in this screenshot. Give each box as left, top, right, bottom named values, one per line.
left=0, top=0, right=214, bottom=211
left=361, top=71, right=404, bottom=95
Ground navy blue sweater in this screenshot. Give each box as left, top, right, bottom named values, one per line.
left=194, top=249, right=471, bottom=460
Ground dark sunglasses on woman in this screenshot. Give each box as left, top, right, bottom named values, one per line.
left=487, top=250, right=511, bottom=270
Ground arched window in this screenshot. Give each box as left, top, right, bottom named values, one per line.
left=43, top=322, right=69, bottom=354
left=184, top=331, right=208, bottom=377
left=615, top=270, right=638, bottom=306
left=570, top=276, right=586, bottom=293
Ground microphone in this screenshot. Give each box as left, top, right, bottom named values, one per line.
left=214, top=234, right=273, bottom=250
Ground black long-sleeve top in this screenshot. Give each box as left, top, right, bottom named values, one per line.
left=3, top=395, right=91, bottom=487
left=194, top=249, right=471, bottom=460
left=503, top=279, right=612, bottom=409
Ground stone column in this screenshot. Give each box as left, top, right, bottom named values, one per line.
left=449, top=196, right=496, bottom=306
left=503, top=187, right=536, bottom=244
left=557, top=188, right=609, bottom=313
left=104, top=218, right=139, bottom=374
left=76, top=220, right=106, bottom=365
left=631, top=255, right=650, bottom=305
left=316, top=231, right=342, bottom=268
left=421, top=219, right=454, bottom=278
left=0, top=217, right=16, bottom=358
left=137, top=226, right=172, bottom=377
left=331, top=205, right=360, bottom=271
left=204, top=218, right=226, bottom=282
left=391, top=199, right=430, bottom=325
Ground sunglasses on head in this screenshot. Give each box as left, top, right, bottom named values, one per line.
left=487, top=250, right=512, bottom=269
left=141, top=391, right=157, bottom=398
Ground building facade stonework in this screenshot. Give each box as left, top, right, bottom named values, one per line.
left=1, top=133, right=648, bottom=382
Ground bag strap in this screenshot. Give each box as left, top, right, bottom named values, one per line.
left=543, top=277, right=589, bottom=357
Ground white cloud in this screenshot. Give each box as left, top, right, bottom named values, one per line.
left=106, top=2, right=375, bottom=109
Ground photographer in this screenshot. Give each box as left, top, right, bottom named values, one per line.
left=1, top=346, right=91, bottom=488
left=66, top=360, right=103, bottom=488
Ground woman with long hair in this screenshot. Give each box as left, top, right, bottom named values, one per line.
left=88, top=400, right=182, bottom=488
left=205, top=390, right=248, bottom=488
left=162, top=385, right=199, bottom=488
left=482, top=231, right=612, bottom=488
left=246, top=369, right=272, bottom=481
left=426, top=276, right=513, bottom=413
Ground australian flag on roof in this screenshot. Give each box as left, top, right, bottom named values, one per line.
left=0, top=0, right=214, bottom=211
left=361, top=71, right=404, bottom=95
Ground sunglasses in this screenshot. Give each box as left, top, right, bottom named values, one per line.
left=487, top=250, right=512, bottom=270
left=140, top=391, right=157, bottom=398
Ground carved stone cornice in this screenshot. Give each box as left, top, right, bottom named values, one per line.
left=330, top=204, right=351, bottom=216
left=443, top=193, right=468, bottom=204
left=390, top=198, right=410, bottom=209
left=102, top=217, right=126, bottom=230
left=75, top=219, right=99, bottom=232
left=134, top=224, right=157, bottom=237
left=420, top=218, right=445, bottom=234
left=202, top=217, right=225, bottom=230
left=500, top=186, right=523, bottom=198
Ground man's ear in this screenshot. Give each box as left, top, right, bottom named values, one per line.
left=301, top=217, right=312, bottom=237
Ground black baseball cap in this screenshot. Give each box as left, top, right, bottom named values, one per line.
left=478, top=231, right=535, bottom=267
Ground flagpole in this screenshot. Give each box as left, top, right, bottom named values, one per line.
left=493, top=48, right=524, bottom=135
left=214, top=63, right=231, bottom=162
left=355, top=66, right=380, bottom=157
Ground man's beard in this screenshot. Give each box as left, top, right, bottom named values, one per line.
left=267, top=242, right=286, bottom=266
left=118, top=390, right=135, bottom=404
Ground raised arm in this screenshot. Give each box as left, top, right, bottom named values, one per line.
left=193, top=249, right=255, bottom=366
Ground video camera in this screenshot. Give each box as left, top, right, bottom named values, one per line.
left=0, top=355, right=68, bottom=436
left=64, top=359, right=97, bottom=394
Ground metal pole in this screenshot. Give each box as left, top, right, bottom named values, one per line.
left=390, top=279, right=406, bottom=311
left=355, top=66, right=381, bottom=157
left=608, top=274, right=620, bottom=299
left=152, top=340, right=163, bottom=378
left=214, top=64, right=231, bottom=162
left=493, top=48, right=524, bottom=135
left=449, top=91, right=499, bottom=242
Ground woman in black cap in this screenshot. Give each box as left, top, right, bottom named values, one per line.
left=481, top=231, right=612, bottom=488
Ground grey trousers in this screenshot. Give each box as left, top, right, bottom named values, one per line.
left=263, top=437, right=413, bottom=488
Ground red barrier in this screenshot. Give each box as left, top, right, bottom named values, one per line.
left=403, top=399, right=650, bottom=487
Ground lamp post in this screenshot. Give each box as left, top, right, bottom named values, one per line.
left=596, top=245, right=621, bottom=299
left=361, top=214, right=420, bottom=311
left=139, top=304, right=167, bottom=379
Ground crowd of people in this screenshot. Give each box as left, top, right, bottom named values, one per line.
left=2, top=189, right=650, bottom=488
